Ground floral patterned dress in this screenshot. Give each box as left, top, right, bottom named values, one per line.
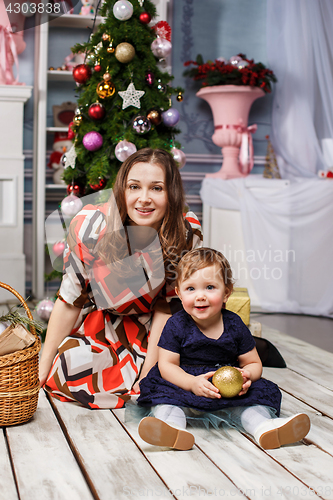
left=44, top=204, right=202, bottom=409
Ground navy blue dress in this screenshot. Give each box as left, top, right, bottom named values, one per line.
left=138, top=309, right=281, bottom=415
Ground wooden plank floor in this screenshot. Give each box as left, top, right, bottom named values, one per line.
left=1, top=324, right=333, bottom=499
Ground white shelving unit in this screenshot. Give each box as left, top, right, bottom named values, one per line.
left=32, top=1, right=172, bottom=299
left=32, top=12, right=104, bottom=299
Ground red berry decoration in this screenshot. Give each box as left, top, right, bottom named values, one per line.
left=139, top=11, right=151, bottom=24
left=67, top=183, right=85, bottom=197
left=72, top=64, right=92, bottom=84
left=90, top=178, right=107, bottom=191
left=88, top=102, right=106, bottom=120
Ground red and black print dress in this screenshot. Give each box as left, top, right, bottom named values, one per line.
left=44, top=204, right=202, bottom=409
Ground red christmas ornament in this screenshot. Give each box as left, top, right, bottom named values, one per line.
left=68, top=121, right=75, bottom=140
left=327, top=171, right=333, bottom=178
left=151, top=20, right=172, bottom=41
left=88, top=102, right=106, bottom=120
left=72, top=64, right=92, bottom=84
left=94, top=64, right=102, bottom=72
left=67, top=183, right=85, bottom=197
left=90, top=178, right=107, bottom=191
left=139, top=11, right=151, bottom=24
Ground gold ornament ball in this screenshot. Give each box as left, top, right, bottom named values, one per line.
left=115, top=42, right=135, bottom=63
left=176, top=93, right=184, bottom=102
left=102, top=33, right=111, bottom=42
left=96, top=80, right=116, bottom=99
left=147, top=108, right=162, bottom=126
left=107, top=46, right=115, bottom=54
left=103, top=72, right=111, bottom=81
left=212, top=366, right=243, bottom=398
left=74, top=114, right=82, bottom=124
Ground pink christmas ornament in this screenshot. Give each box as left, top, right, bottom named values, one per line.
left=115, top=140, right=137, bottom=161
left=36, top=299, right=54, bottom=322
left=52, top=241, right=66, bottom=257
left=61, top=194, right=83, bottom=218
left=162, top=108, right=180, bottom=127
left=237, top=59, right=249, bottom=69
left=171, top=147, right=186, bottom=169
left=229, top=55, right=242, bottom=66
left=151, top=38, right=172, bottom=59
left=82, top=131, right=103, bottom=151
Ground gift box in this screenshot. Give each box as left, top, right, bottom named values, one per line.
left=225, top=287, right=250, bottom=326
left=0, top=323, right=36, bottom=356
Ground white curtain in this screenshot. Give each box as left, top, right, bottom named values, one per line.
left=267, top=0, right=333, bottom=178
left=200, top=177, right=333, bottom=317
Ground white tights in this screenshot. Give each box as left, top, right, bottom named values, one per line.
left=152, top=404, right=272, bottom=436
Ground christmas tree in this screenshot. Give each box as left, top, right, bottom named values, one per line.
left=63, top=0, right=185, bottom=195
left=263, top=135, right=281, bottom=179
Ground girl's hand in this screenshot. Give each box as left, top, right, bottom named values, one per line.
left=191, top=371, right=221, bottom=399
left=235, top=368, right=252, bottom=396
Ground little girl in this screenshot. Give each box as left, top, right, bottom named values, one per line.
left=137, top=247, right=310, bottom=450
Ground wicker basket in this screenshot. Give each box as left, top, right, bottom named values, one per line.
left=0, top=282, right=41, bottom=426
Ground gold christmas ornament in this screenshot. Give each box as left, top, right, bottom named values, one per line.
left=103, top=72, right=111, bottom=81
left=73, top=114, right=83, bottom=124
left=96, top=80, right=116, bottom=99
left=107, top=45, right=115, bottom=54
left=176, top=92, right=184, bottom=102
left=212, top=366, right=243, bottom=398
left=102, top=33, right=111, bottom=42
left=147, top=108, right=162, bottom=126
left=115, top=42, right=135, bottom=63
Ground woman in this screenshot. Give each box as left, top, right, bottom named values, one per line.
left=40, top=148, right=203, bottom=408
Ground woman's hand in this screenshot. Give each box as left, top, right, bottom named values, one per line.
left=235, top=368, right=252, bottom=396
left=191, top=371, right=221, bottom=399
left=39, top=298, right=80, bottom=387
left=132, top=380, right=141, bottom=394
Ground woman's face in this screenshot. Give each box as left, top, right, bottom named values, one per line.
left=125, top=162, right=168, bottom=230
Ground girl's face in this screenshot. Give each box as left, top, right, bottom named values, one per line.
left=125, top=162, right=168, bottom=230
left=176, top=264, right=231, bottom=324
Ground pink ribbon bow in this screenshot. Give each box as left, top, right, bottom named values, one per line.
left=0, top=25, right=20, bottom=85
left=215, top=121, right=258, bottom=175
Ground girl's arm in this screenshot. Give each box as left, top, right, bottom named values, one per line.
left=237, top=347, right=262, bottom=395
left=158, top=348, right=220, bottom=399
left=39, top=298, right=81, bottom=386
left=132, top=310, right=171, bottom=392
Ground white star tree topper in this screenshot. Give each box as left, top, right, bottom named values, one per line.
left=118, top=82, right=145, bottom=110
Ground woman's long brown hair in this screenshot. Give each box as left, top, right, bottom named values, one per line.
left=97, top=148, right=188, bottom=281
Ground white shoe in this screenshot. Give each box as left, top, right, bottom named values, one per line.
left=138, top=417, right=195, bottom=450
left=254, top=413, right=310, bottom=450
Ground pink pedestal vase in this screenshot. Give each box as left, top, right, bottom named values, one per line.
left=196, top=85, right=265, bottom=179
